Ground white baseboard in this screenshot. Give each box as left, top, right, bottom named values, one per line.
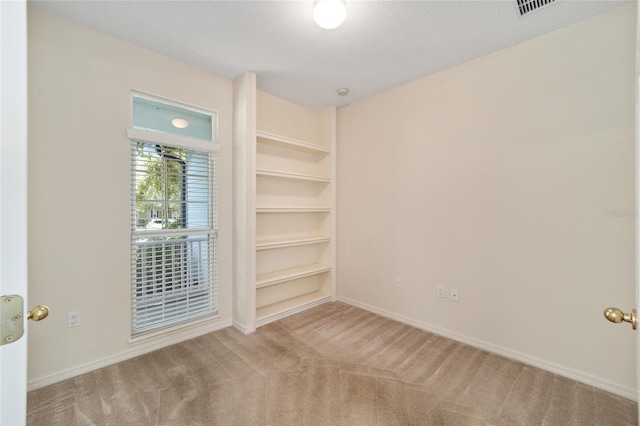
left=337, top=296, right=637, bottom=401
left=27, top=318, right=232, bottom=391
left=232, top=320, right=254, bottom=335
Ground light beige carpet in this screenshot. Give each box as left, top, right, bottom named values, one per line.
left=27, top=302, right=637, bottom=425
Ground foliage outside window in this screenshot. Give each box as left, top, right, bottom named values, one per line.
left=134, top=144, right=186, bottom=229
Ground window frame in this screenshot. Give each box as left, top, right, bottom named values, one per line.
left=128, top=94, right=220, bottom=338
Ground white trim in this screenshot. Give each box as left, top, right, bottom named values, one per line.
left=231, top=71, right=257, bottom=335
left=0, top=1, right=28, bottom=424
left=232, top=320, right=252, bottom=335
left=336, top=296, right=637, bottom=401
left=127, top=128, right=220, bottom=152
left=27, top=318, right=232, bottom=391
left=328, top=106, right=337, bottom=303
left=128, top=313, right=221, bottom=344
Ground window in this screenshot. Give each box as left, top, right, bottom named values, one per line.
left=129, top=94, right=218, bottom=336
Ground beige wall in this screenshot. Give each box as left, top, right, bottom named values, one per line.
left=27, top=7, right=233, bottom=386
left=337, top=4, right=637, bottom=397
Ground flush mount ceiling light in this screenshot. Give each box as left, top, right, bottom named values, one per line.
left=314, top=0, right=346, bottom=30
left=171, top=118, right=189, bottom=129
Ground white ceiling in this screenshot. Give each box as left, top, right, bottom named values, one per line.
left=31, top=0, right=630, bottom=110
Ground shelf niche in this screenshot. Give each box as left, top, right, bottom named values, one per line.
left=233, top=72, right=336, bottom=333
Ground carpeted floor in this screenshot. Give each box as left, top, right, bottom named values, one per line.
left=27, top=301, right=637, bottom=425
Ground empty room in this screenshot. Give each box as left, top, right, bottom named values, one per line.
left=1, top=0, right=639, bottom=424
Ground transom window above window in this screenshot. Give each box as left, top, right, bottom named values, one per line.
left=133, top=95, right=215, bottom=142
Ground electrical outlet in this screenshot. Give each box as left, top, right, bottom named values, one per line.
left=451, top=289, right=459, bottom=302
left=437, top=286, right=445, bottom=298
left=68, top=311, right=80, bottom=328
left=395, top=277, right=401, bottom=288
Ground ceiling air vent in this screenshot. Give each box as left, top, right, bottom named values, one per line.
left=517, top=0, right=556, bottom=16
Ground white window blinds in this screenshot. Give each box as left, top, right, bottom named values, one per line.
left=131, top=141, right=217, bottom=335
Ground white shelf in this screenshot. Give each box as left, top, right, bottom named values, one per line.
left=255, top=291, right=331, bottom=327
left=256, top=168, right=330, bottom=183
left=256, top=207, right=331, bottom=213
left=256, top=263, right=331, bottom=288
left=256, top=236, right=331, bottom=250
left=257, top=130, right=330, bottom=154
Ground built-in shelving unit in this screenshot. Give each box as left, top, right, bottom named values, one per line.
left=233, top=72, right=336, bottom=333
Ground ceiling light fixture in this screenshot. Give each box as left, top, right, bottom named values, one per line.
left=314, top=0, right=346, bottom=30
left=171, top=118, right=189, bottom=129
left=337, top=88, right=349, bottom=96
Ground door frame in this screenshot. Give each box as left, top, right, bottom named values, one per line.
left=0, top=0, right=29, bottom=424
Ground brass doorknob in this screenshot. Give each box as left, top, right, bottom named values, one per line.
left=603, top=307, right=637, bottom=330
left=27, top=305, right=49, bottom=322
